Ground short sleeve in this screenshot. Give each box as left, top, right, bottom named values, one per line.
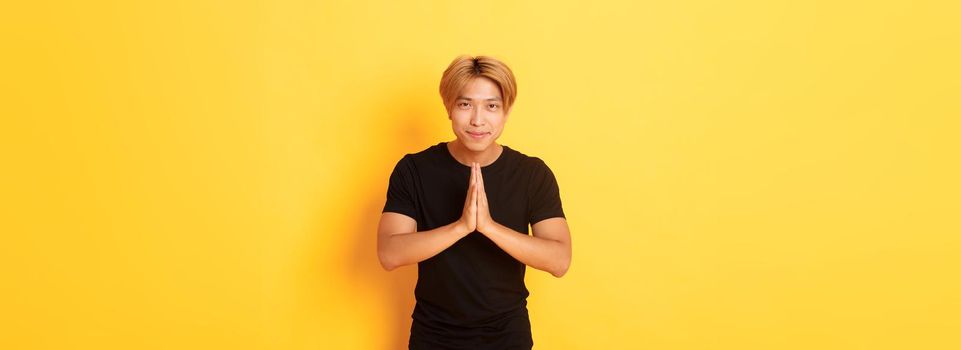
left=528, top=158, right=565, bottom=225
left=382, top=155, right=418, bottom=220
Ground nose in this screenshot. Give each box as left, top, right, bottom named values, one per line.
left=470, top=108, right=483, bottom=126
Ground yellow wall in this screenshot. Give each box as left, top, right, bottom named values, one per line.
left=2, top=1, right=958, bottom=349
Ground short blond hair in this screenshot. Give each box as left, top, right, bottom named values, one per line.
left=439, top=55, right=517, bottom=115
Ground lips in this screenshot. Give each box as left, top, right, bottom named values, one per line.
left=467, top=131, right=490, bottom=138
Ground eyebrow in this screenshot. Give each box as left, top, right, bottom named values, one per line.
left=456, top=96, right=502, bottom=102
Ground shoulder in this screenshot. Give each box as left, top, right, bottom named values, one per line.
left=504, top=145, right=544, bottom=165
left=503, top=146, right=555, bottom=177
left=405, top=142, right=448, bottom=163
left=393, top=142, right=444, bottom=162
left=389, top=142, right=447, bottom=174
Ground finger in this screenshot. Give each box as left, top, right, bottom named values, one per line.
left=479, top=180, right=488, bottom=207
left=471, top=164, right=478, bottom=203
left=465, top=175, right=475, bottom=209
left=476, top=163, right=482, bottom=197
left=477, top=164, right=484, bottom=189
left=473, top=181, right=479, bottom=207
left=470, top=163, right=477, bottom=193
left=470, top=161, right=476, bottom=185
left=472, top=165, right=480, bottom=204
left=479, top=183, right=487, bottom=207
left=472, top=163, right=477, bottom=198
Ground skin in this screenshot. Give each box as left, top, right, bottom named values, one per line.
left=377, top=77, right=572, bottom=277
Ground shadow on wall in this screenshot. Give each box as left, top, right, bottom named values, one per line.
left=344, top=84, right=438, bottom=349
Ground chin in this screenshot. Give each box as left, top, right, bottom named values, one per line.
left=460, top=138, right=493, bottom=151
left=462, top=142, right=484, bottom=151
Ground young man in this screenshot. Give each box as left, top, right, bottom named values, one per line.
left=378, top=55, right=572, bottom=349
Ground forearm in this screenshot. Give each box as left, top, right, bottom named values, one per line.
left=379, top=221, right=469, bottom=270
left=481, top=222, right=571, bottom=277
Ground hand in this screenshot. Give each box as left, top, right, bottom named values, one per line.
left=474, top=162, right=496, bottom=234
left=457, top=161, right=479, bottom=235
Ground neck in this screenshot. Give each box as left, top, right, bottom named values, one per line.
left=447, top=140, right=503, bottom=167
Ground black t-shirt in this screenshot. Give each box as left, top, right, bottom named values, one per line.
left=382, top=141, right=566, bottom=349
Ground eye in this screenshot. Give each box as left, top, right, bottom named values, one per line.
left=458, top=102, right=471, bottom=109
left=488, top=104, right=499, bottom=110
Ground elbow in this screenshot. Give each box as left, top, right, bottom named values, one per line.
left=551, top=244, right=572, bottom=278
left=551, top=267, right=568, bottom=278
left=551, top=260, right=570, bottom=278
left=378, top=251, right=398, bottom=271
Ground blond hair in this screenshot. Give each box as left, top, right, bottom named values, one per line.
left=439, top=55, right=517, bottom=115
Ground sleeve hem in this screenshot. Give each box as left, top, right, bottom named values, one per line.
left=530, top=213, right=566, bottom=226
left=382, top=208, right=417, bottom=221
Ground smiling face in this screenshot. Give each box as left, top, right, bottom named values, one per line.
left=449, top=77, right=511, bottom=153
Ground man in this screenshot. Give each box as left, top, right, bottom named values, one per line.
left=377, top=55, right=572, bottom=349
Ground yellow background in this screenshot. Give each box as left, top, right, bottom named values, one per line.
left=2, top=1, right=959, bottom=349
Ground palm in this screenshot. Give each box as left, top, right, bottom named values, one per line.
left=474, top=163, right=493, bottom=232
left=459, top=162, right=495, bottom=234
left=460, top=163, right=478, bottom=233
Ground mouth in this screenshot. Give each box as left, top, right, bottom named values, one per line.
left=466, top=131, right=490, bottom=139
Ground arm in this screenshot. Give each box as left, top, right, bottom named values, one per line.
left=378, top=160, right=481, bottom=271
left=480, top=218, right=572, bottom=278
left=472, top=162, right=572, bottom=277
left=377, top=212, right=470, bottom=271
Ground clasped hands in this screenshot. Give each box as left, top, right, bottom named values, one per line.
left=457, top=162, right=498, bottom=235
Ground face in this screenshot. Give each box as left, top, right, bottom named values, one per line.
left=449, top=77, right=511, bottom=152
